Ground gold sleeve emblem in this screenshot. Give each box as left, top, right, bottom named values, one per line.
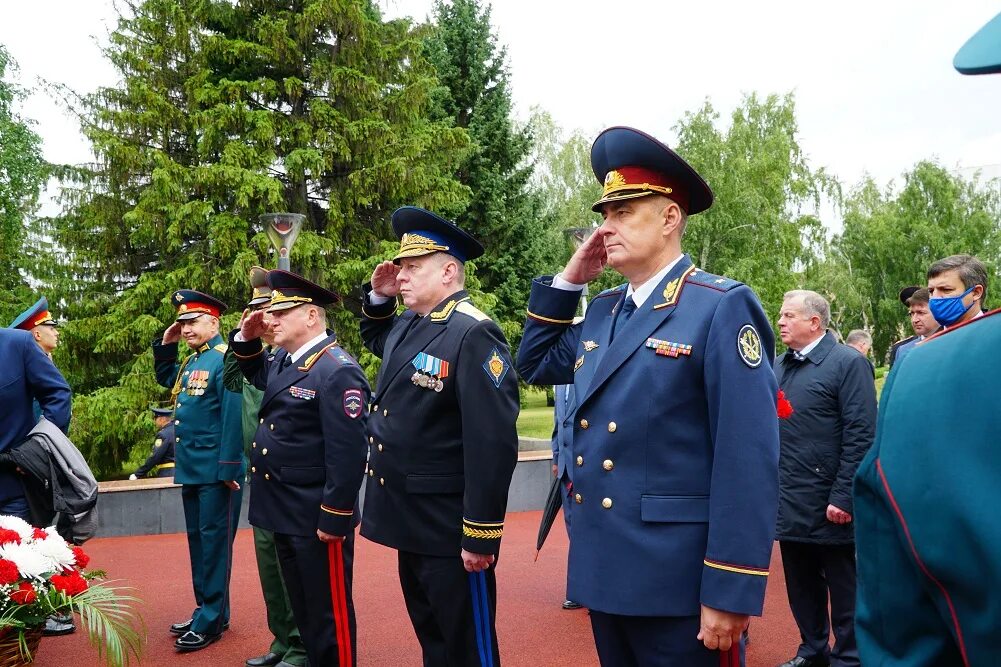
left=737, top=324, right=763, bottom=368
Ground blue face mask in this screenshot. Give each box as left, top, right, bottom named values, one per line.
left=928, top=285, right=977, bottom=326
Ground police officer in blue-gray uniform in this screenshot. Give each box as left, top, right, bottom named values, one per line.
left=152, top=290, right=244, bottom=652
left=359, top=207, right=519, bottom=667
left=233, top=270, right=369, bottom=667
left=131, top=407, right=176, bottom=479
left=518, top=126, right=780, bottom=667
left=0, top=327, right=70, bottom=519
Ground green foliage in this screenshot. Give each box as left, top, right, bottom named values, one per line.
left=807, top=162, right=1001, bottom=361
left=39, top=0, right=470, bottom=476
left=424, top=0, right=555, bottom=337
left=0, top=45, right=47, bottom=320
left=674, top=93, right=835, bottom=331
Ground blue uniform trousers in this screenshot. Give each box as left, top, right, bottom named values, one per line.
left=590, top=611, right=744, bottom=667
left=398, top=551, right=500, bottom=667
left=181, top=481, right=242, bottom=634
left=275, top=531, right=356, bottom=667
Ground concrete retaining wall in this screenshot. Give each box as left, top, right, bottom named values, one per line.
left=96, top=445, right=554, bottom=538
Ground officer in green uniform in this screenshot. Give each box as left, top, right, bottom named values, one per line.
left=854, top=17, right=1001, bottom=665
left=223, top=267, right=307, bottom=667
left=153, top=290, right=244, bottom=652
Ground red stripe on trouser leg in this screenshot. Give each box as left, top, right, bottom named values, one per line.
left=327, top=541, right=353, bottom=667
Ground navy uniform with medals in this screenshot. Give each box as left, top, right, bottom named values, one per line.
left=358, top=207, right=519, bottom=666
left=152, top=290, right=244, bottom=648
left=133, top=407, right=176, bottom=478
left=517, top=127, right=780, bottom=666
left=231, top=271, right=369, bottom=667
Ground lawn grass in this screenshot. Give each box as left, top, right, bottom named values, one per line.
left=517, top=388, right=554, bottom=440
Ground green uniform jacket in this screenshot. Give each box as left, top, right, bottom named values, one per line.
left=855, top=310, right=1001, bottom=666
left=153, top=333, right=245, bottom=484
left=223, top=337, right=266, bottom=457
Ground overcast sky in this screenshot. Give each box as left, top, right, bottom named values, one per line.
left=2, top=0, right=1000, bottom=217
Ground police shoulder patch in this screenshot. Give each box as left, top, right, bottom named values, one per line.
left=482, top=346, right=510, bottom=388
left=737, top=324, right=763, bottom=368
left=343, top=388, right=364, bottom=419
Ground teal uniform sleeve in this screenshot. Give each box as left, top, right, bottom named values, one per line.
left=152, top=339, right=182, bottom=389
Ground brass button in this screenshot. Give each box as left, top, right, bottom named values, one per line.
left=175, top=437, right=180, bottom=443
left=607, top=421, right=617, bottom=433
left=369, top=469, right=375, bottom=477
left=175, top=419, right=180, bottom=425
left=269, top=423, right=274, bottom=430
left=259, top=418, right=264, bottom=424
left=574, top=493, right=583, bottom=504
left=183, top=371, right=189, bottom=376
left=383, top=408, right=389, bottom=417
left=373, top=404, right=379, bottom=412
left=369, top=436, right=374, bottom=444
left=602, top=497, right=613, bottom=509
left=603, top=459, right=614, bottom=471
left=264, top=473, right=270, bottom=480
left=576, top=455, right=583, bottom=466
left=262, top=448, right=268, bottom=455
left=579, top=418, right=589, bottom=429
left=251, top=466, right=256, bottom=473
left=252, top=441, right=256, bottom=449
left=378, top=444, right=383, bottom=452
left=379, top=477, right=385, bottom=486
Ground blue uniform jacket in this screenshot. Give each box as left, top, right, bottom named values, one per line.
left=517, top=255, right=780, bottom=617
left=0, top=329, right=72, bottom=502
left=551, top=384, right=575, bottom=481
left=231, top=332, right=370, bottom=538
left=134, top=423, right=176, bottom=478
left=855, top=310, right=1001, bottom=666
left=153, top=334, right=244, bottom=485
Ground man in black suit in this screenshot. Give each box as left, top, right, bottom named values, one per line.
left=358, top=206, right=519, bottom=666
left=774, top=290, right=877, bottom=667
left=233, top=271, right=369, bottom=667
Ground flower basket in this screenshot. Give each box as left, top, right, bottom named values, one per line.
left=0, top=516, right=144, bottom=666
left=0, top=626, right=42, bottom=665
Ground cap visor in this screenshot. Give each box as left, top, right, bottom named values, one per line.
left=247, top=297, right=271, bottom=307
left=591, top=190, right=657, bottom=212
left=175, top=312, right=204, bottom=322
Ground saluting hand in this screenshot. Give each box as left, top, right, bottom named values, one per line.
left=371, top=261, right=402, bottom=298
left=461, top=549, right=495, bottom=573
left=562, top=228, right=608, bottom=284
left=161, top=321, right=183, bottom=345
left=240, top=309, right=269, bottom=341
left=697, top=605, right=748, bottom=653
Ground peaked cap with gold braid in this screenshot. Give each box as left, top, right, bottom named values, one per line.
left=247, top=266, right=272, bottom=308
left=265, top=270, right=339, bottom=312
left=390, top=206, right=484, bottom=264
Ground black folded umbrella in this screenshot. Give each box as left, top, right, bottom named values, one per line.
left=534, top=474, right=564, bottom=561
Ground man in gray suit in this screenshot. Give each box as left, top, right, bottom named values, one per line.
left=550, top=382, right=582, bottom=610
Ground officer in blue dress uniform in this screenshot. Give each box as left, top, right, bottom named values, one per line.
left=358, top=206, right=520, bottom=666
left=854, top=17, right=1001, bottom=666
left=10, top=296, right=63, bottom=424
left=131, top=407, right=176, bottom=479
left=152, top=290, right=244, bottom=651
left=517, top=126, right=780, bottom=667
left=232, top=271, right=369, bottom=667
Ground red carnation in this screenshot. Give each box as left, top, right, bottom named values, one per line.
left=10, top=582, right=36, bottom=605
left=50, top=570, right=88, bottom=597
left=32, top=528, right=48, bottom=540
left=0, top=528, right=22, bottom=545
left=72, top=546, right=90, bottom=570
left=0, top=559, right=19, bottom=585
left=777, top=390, right=794, bottom=419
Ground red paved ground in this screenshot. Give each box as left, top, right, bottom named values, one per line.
left=32, top=512, right=801, bottom=666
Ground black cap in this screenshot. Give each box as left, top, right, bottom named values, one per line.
left=390, top=206, right=484, bottom=264
left=151, top=406, right=173, bottom=418
left=898, top=286, right=920, bottom=305
left=265, top=270, right=339, bottom=313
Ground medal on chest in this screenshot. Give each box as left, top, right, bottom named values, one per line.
left=411, top=352, right=450, bottom=392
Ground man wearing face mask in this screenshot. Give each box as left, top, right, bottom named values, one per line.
left=926, top=254, right=988, bottom=330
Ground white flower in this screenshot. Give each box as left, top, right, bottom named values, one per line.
left=32, top=533, right=75, bottom=572
left=0, top=542, right=54, bottom=580
left=0, top=515, right=33, bottom=542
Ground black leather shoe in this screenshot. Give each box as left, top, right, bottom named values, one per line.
left=170, top=618, right=229, bottom=635
left=42, top=616, right=76, bottom=636
left=175, top=630, right=222, bottom=652
left=777, top=657, right=830, bottom=667
left=561, top=599, right=583, bottom=610
left=246, top=652, right=283, bottom=667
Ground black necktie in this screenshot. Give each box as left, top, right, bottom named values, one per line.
left=791, top=350, right=806, bottom=362
left=280, top=354, right=293, bottom=371
left=611, top=296, right=637, bottom=341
